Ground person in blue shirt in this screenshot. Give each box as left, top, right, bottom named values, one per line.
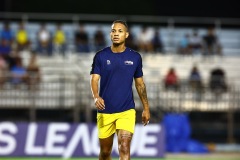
left=0, top=22, right=14, bottom=43
left=0, top=39, right=11, bottom=56
left=90, top=20, right=150, bottom=160
left=10, top=57, right=29, bottom=85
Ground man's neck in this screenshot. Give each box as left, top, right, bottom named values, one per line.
left=111, top=44, right=126, bottom=53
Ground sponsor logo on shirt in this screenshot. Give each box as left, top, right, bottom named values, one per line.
left=124, top=60, right=134, bottom=65
left=107, top=60, right=111, bottom=65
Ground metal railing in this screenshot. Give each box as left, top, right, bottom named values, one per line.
left=0, top=75, right=239, bottom=143
left=0, top=75, right=239, bottom=121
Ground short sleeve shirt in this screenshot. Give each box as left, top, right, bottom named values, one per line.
left=90, top=47, right=143, bottom=113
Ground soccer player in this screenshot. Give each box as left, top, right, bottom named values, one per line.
left=90, top=20, right=150, bottom=160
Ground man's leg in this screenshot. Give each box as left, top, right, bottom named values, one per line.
left=117, top=129, right=133, bottom=160
left=99, top=133, right=114, bottom=160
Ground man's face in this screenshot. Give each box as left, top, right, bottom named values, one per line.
left=110, top=23, right=129, bottom=45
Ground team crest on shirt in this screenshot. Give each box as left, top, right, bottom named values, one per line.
left=107, top=60, right=111, bottom=65
left=124, top=60, right=134, bottom=65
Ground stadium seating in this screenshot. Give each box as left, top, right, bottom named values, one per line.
left=1, top=22, right=240, bottom=55
left=1, top=22, right=240, bottom=113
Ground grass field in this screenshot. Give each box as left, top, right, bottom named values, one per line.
left=0, top=159, right=239, bottom=160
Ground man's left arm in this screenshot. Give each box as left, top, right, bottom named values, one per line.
left=135, top=77, right=150, bottom=126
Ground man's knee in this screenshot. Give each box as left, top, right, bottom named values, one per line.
left=117, top=130, right=132, bottom=155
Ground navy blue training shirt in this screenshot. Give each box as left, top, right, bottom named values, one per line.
left=90, top=47, right=143, bottom=113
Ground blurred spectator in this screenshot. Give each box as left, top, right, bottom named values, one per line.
left=151, top=28, right=164, bottom=53
left=209, top=67, right=227, bottom=93
left=0, top=55, right=8, bottom=88
left=164, top=67, right=179, bottom=91
left=0, top=22, right=14, bottom=44
left=202, top=27, right=222, bottom=56
left=5, top=50, right=20, bottom=70
left=177, top=33, right=191, bottom=55
left=188, top=65, right=203, bottom=101
left=53, top=23, right=66, bottom=56
left=189, top=66, right=202, bottom=88
left=189, top=30, right=202, bottom=54
left=9, top=56, right=29, bottom=86
left=26, top=52, right=41, bottom=89
left=137, top=26, right=154, bottom=53
left=93, top=27, right=106, bottom=52
left=0, top=39, right=11, bottom=57
left=37, top=23, right=52, bottom=56
left=16, top=22, right=30, bottom=51
left=125, top=26, right=138, bottom=51
left=75, top=24, right=90, bottom=53
left=0, top=39, right=12, bottom=73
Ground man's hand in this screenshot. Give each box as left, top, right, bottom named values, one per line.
left=94, top=97, right=105, bottom=110
left=142, top=109, right=150, bottom=126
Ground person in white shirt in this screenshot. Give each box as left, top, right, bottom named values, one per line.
left=189, top=30, right=203, bottom=54
left=137, top=26, right=154, bottom=53
left=37, top=23, right=52, bottom=56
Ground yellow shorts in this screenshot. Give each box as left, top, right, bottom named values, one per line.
left=97, top=109, right=136, bottom=139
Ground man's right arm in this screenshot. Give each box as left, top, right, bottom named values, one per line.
left=90, top=74, right=105, bottom=110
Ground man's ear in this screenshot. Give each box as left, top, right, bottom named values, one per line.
left=126, top=32, right=129, bottom=38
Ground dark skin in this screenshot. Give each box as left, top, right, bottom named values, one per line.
left=91, top=22, right=150, bottom=160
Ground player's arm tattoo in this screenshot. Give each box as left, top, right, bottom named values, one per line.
left=135, top=82, right=149, bottom=106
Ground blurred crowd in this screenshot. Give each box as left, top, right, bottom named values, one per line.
left=177, top=28, right=222, bottom=56
left=0, top=49, right=41, bottom=89
left=0, top=21, right=224, bottom=89
left=163, top=65, right=228, bottom=101
left=0, top=22, right=41, bottom=89
left=0, top=21, right=223, bottom=56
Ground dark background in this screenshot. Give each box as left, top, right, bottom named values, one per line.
left=1, top=0, right=240, bottom=18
